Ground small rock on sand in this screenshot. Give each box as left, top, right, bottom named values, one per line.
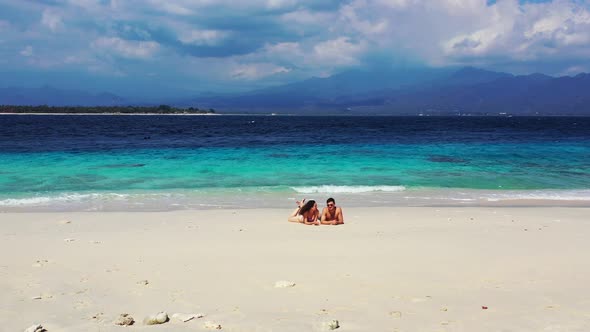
left=274, top=280, right=296, bottom=288
left=24, top=324, right=46, bottom=332
left=32, top=260, right=49, bottom=268
left=389, top=311, right=402, bottom=318
left=172, top=313, right=205, bottom=322
left=203, top=321, right=222, bottom=329
left=91, top=312, right=104, bottom=321
left=114, top=313, right=134, bottom=326
left=144, top=312, right=168, bottom=325
left=322, top=320, right=340, bottom=330
left=31, top=293, right=53, bottom=300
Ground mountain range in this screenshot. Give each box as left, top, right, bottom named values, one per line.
left=2, top=67, right=590, bottom=115
left=0, top=85, right=126, bottom=107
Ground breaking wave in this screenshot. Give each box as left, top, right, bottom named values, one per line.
left=291, top=185, right=407, bottom=194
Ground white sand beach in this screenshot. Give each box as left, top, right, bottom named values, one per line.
left=1, top=207, right=589, bottom=331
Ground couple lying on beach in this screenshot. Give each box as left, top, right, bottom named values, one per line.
left=288, top=197, right=344, bottom=226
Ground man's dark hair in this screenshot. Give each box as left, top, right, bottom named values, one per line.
left=327, top=197, right=335, bottom=204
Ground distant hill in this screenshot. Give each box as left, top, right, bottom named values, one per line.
left=324, top=72, right=590, bottom=115
left=177, top=67, right=454, bottom=109
left=0, top=86, right=127, bottom=106
left=444, top=66, right=513, bottom=86
left=186, top=67, right=590, bottom=115
left=2, top=67, right=590, bottom=115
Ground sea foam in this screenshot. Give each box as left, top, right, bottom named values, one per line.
left=482, top=189, right=590, bottom=202
left=1, top=188, right=589, bottom=212
left=292, top=185, right=406, bottom=194
left=0, top=193, right=130, bottom=206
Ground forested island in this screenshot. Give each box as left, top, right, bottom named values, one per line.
left=0, top=105, right=216, bottom=114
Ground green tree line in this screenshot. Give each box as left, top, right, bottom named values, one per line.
left=0, top=105, right=216, bottom=114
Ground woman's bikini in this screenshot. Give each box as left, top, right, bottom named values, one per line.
left=297, top=200, right=317, bottom=223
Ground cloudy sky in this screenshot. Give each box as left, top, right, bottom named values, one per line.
left=1, top=0, right=589, bottom=98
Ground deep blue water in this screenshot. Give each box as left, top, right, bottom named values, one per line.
left=1, top=115, right=589, bottom=152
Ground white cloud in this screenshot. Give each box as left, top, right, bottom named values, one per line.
left=20, top=45, right=33, bottom=57
left=122, top=25, right=152, bottom=40
left=179, top=29, right=229, bottom=46
left=375, top=0, right=418, bottom=10
left=280, top=9, right=334, bottom=26
left=158, top=2, right=193, bottom=15
left=266, top=0, right=297, bottom=10
left=92, top=37, right=160, bottom=59
left=41, top=9, right=63, bottom=32
left=443, top=27, right=504, bottom=57
left=327, top=0, right=590, bottom=71
left=261, top=42, right=303, bottom=63
left=339, top=2, right=388, bottom=35
left=438, top=0, right=590, bottom=64
left=142, top=0, right=248, bottom=15
left=4, top=0, right=590, bottom=91
left=523, top=2, right=590, bottom=47
left=435, top=0, right=487, bottom=15
left=312, top=37, right=367, bottom=66
left=560, top=65, right=589, bottom=76
left=230, top=63, right=291, bottom=80
left=66, top=0, right=103, bottom=10
left=143, top=0, right=299, bottom=13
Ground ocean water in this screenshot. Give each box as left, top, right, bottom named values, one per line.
left=0, top=115, right=589, bottom=211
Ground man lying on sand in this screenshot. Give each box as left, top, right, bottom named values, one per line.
left=320, top=197, right=344, bottom=225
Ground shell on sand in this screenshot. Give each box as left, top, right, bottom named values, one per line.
left=143, top=312, right=168, bottom=325
left=156, top=312, right=168, bottom=323
left=24, top=324, right=45, bottom=332
left=389, top=311, right=402, bottom=318
left=203, top=321, right=222, bottom=329
left=114, top=313, right=134, bottom=326
left=322, top=320, right=340, bottom=330
left=31, top=294, right=52, bottom=300
left=171, top=313, right=205, bottom=322
left=274, top=280, right=296, bottom=288
left=32, top=260, right=49, bottom=268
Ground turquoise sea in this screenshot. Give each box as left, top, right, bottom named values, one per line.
left=0, top=115, right=589, bottom=211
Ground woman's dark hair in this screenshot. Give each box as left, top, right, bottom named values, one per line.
left=299, top=200, right=316, bottom=215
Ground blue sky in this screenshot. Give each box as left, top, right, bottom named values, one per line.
left=1, top=0, right=589, bottom=98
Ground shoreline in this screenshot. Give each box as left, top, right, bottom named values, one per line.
left=0, top=112, right=219, bottom=116
left=2, top=206, right=589, bottom=331
left=2, top=187, right=590, bottom=212
left=3, top=113, right=590, bottom=117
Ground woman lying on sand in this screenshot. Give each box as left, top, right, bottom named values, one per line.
left=288, top=199, right=320, bottom=225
